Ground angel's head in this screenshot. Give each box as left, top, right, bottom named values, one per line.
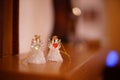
left=52, top=35, right=58, bottom=43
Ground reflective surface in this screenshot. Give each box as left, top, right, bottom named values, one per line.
left=0, top=44, right=109, bottom=80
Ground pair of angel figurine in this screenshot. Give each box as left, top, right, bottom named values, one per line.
left=26, top=35, right=63, bottom=64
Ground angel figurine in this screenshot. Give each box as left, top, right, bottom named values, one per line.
left=47, top=36, right=63, bottom=62
left=27, top=35, right=46, bottom=64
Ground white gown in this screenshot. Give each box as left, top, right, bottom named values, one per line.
left=27, top=43, right=46, bottom=64
left=47, top=42, right=63, bottom=62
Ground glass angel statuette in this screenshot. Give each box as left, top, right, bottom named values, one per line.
left=27, top=35, right=46, bottom=64
left=47, top=36, right=63, bottom=62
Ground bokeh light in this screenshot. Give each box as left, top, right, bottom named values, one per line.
left=106, top=50, right=119, bottom=68
left=72, top=7, right=81, bottom=16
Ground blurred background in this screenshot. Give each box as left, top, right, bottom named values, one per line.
left=0, top=0, right=120, bottom=80
left=19, top=0, right=120, bottom=79
left=18, top=0, right=117, bottom=53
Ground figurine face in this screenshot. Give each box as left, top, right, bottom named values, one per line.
left=31, top=35, right=41, bottom=50
left=52, top=36, right=59, bottom=48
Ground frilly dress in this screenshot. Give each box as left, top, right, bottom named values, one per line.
left=27, top=43, right=46, bottom=64
left=47, top=41, right=63, bottom=62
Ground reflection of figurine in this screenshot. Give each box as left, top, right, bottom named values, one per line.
left=47, top=36, right=63, bottom=62
left=27, top=35, right=46, bottom=64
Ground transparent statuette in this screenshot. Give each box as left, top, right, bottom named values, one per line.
left=26, top=35, right=46, bottom=64
left=47, top=36, right=63, bottom=62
